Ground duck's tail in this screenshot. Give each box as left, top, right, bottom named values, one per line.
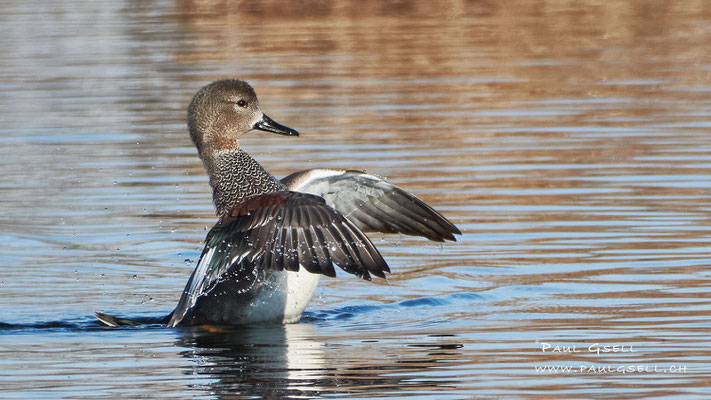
left=95, top=312, right=171, bottom=327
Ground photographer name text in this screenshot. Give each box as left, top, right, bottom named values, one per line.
left=539, top=342, right=635, bottom=355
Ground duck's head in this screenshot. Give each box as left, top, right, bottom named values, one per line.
left=187, top=79, right=298, bottom=154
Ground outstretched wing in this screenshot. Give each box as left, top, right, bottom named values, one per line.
left=168, top=191, right=389, bottom=327
left=282, top=169, right=461, bottom=242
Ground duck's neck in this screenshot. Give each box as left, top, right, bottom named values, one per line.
left=202, top=149, right=286, bottom=219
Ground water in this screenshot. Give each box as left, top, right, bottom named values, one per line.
left=1, top=0, right=711, bottom=398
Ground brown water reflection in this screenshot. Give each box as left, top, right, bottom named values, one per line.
left=1, top=0, right=710, bottom=398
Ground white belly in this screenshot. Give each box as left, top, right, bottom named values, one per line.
left=246, top=269, right=321, bottom=324
left=282, top=269, right=321, bottom=323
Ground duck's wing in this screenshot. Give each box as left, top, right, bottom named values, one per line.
left=282, top=169, right=461, bottom=242
left=167, top=191, right=389, bottom=327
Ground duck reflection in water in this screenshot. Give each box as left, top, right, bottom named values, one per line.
left=175, top=323, right=464, bottom=398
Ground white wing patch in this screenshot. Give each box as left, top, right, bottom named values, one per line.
left=288, top=169, right=346, bottom=194
left=187, top=246, right=217, bottom=303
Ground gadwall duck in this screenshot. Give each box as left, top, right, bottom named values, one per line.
left=97, top=79, right=460, bottom=327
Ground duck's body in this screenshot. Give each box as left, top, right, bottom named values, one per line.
left=97, top=79, right=460, bottom=328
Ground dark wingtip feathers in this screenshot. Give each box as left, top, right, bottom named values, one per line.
left=217, top=191, right=390, bottom=281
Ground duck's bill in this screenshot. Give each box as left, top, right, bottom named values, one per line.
left=254, top=114, right=299, bottom=136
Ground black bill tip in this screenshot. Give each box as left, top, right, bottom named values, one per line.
left=254, top=114, right=299, bottom=137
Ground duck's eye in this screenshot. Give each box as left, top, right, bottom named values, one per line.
left=236, top=99, right=248, bottom=108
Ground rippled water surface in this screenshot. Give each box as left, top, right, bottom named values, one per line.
left=2, top=0, right=711, bottom=398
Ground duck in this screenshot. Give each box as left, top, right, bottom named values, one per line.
left=96, top=79, right=460, bottom=328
